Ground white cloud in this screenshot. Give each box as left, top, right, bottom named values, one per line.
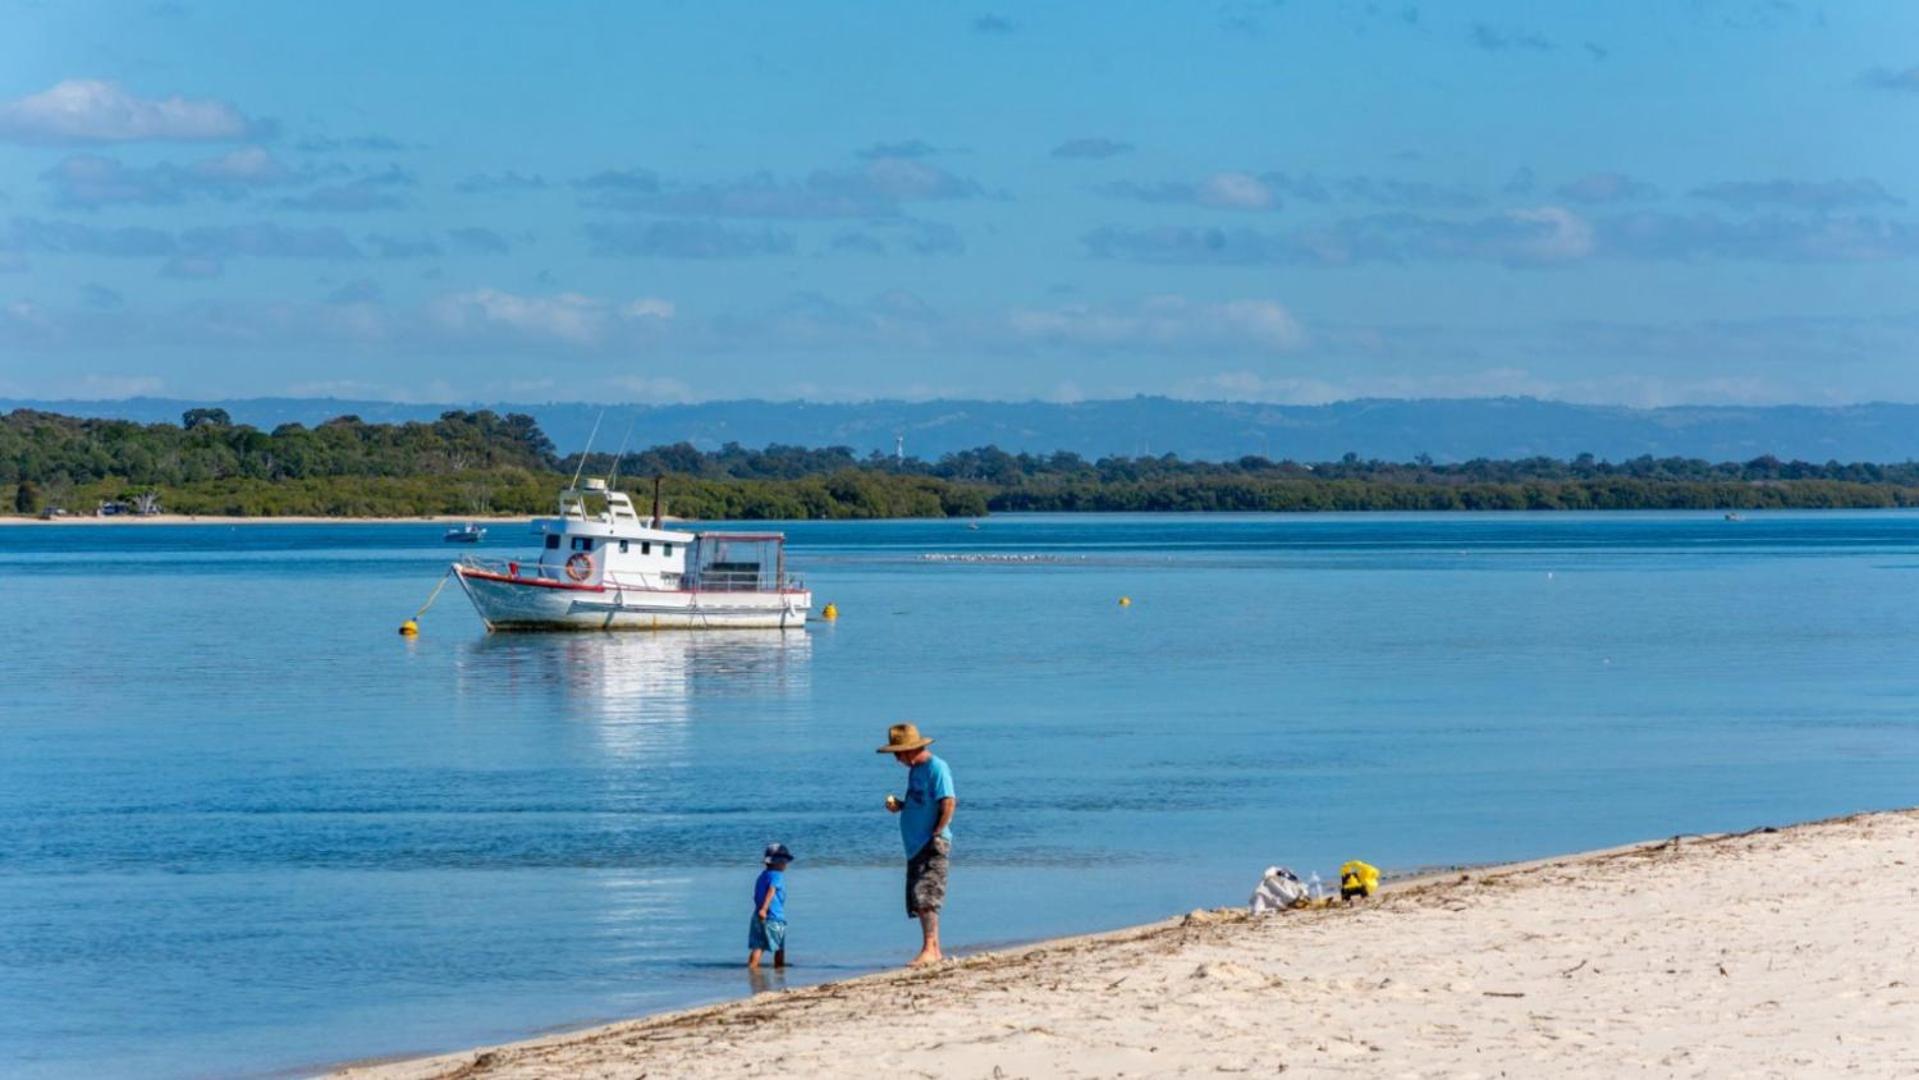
left=1197, top=171, right=1276, bottom=210
left=606, top=374, right=695, bottom=401
left=1008, top=295, right=1305, bottom=352
left=1087, top=205, right=1602, bottom=267
left=191, top=146, right=286, bottom=181
left=4, top=299, right=55, bottom=334
left=1505, top=206, right=1594, bottom=263
left=1176, top=367, right=1552, bottom=405
left=282, top=378, right=462, bottom=404
left=0, top=79, right=254, bottom=144
left=430, top=288, right=676, bottom=347
left=431, top=289, right=604, bottom=345
left=7, top=284, right=1899, bottom=408
left=42, top=147, right=298, bottom=206
left=620, top=298, right=676, bottom=320
left=12, top=371, right=172, bottom=398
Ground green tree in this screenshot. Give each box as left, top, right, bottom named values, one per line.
left=181, top=408, right=232, bottom=430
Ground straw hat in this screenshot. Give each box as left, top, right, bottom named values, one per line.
left=875, top=722, right=934, bottom=754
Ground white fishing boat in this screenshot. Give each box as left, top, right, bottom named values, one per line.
left=451, top=477, right=810, bottom=631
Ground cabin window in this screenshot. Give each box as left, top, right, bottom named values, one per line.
left=663, top=543, right=674, bottom=557
left=619, top=540, right=629, bottom=554
left=544, top=535, right=559, bottom=550
left=571, top=537, right=595, bottom=552
left=641, top=542, right=651, bottom=555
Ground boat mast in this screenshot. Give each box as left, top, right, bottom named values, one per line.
left=569, top=409, right=606, bottom=492
left=650, top=473, right=665, bottom=528
left=604, top=419, right=637, bottom=493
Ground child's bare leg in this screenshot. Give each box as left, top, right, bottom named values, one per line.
left=747, top=948, right=762, bottom=969
left=773, top=947, right=786, bottom=969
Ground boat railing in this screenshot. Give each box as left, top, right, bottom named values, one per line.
left=457, top=555, right=571, bottom=584
left=458, top=554, right=804, bottom=593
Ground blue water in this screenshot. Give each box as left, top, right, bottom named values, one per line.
left=4, top=512, right=1919, bottom=1077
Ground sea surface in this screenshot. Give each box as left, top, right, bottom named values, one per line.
left=4, top=512, right=1918, bottom=1078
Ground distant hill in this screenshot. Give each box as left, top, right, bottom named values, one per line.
left=7, top=395, right=1919, bottom=463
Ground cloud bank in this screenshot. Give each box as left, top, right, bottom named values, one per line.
left=0, top=79, right=258, bottom=144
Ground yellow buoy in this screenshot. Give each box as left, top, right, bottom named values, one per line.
left=821, top=602, right=839, bottom=621
left=1118, top=596, right=1132, bottom=607
left=398, top=619, right=419, bottom=636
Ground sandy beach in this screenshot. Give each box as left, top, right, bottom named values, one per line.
left=333, top=808, right=1919, bottom=1079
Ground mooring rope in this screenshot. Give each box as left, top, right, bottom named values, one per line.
left=410, top=568, right=455, bottom=622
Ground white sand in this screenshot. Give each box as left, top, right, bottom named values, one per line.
left=336, top=809, right=1919, bottom=1078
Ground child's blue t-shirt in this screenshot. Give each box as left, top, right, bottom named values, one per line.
left=754, top=868, right=786, bottom=922
left=900, top=754, right=956, bottom=856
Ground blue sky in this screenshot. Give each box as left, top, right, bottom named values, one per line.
left=3, top=0, right=1918, bottom=406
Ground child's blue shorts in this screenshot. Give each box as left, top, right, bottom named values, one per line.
left=748, top=916, right=787, bottom=952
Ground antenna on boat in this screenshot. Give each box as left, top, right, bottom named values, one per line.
left=604, top=419, right=637, bottom=492
left=650, top=473, right=665, bottom=528
left=568, top=409, right=606, bottom=492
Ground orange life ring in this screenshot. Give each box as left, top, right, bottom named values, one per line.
left=564, top=552, right=593, bottom=582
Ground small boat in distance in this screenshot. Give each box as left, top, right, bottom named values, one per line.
left=451, top=477, right=810, bottom=631
left=443, top=523, right=488, bottom=543
left=1724, top=512, right=1746, bottom=522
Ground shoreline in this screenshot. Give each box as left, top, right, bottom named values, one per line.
left=332, top=807, right=1919, bottom=1078
left=0, top=514, right=536, bottom=527
left=5, top=508, right=1917, bottom=529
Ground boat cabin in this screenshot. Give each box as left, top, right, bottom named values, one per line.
left=518, top=478, right=791, bottom=593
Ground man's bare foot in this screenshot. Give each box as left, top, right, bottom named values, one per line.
left=908, top=949, right=942, bottom=967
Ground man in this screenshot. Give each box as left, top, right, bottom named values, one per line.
left=878, top=722, right=956, bottom=966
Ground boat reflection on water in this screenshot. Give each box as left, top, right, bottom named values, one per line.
left=455, top=631, right=813, bottom=756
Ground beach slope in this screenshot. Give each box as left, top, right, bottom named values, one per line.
left=337, top=809, right=1919, bottom=1078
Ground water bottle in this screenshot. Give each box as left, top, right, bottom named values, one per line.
left=1307, top=872, right=1323, bottom=903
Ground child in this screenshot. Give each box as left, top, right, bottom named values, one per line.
left=747, top=843, right=793, bottom=970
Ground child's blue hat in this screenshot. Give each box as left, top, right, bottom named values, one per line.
left=763, top=843, right=795, bottom=865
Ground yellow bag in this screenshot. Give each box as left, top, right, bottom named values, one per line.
left=1339, top=859, right=1380, bottom=897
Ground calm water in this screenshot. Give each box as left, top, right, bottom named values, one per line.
left=4, top=512, right=1918, bottom=1077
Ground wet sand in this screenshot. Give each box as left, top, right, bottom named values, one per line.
left=334, top=807, right=1919, bottom=1079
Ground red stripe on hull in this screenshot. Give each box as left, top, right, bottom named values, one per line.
left=455, top=567, right=607, bottom=593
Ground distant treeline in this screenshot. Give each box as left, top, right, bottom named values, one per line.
left=569, top=442, right=1919, bottom=512
left=0, top=409, right=984, bottom=518
left=8, top=408, right=1919, bottom=518
left=569, top=443, right=1919, bottom=487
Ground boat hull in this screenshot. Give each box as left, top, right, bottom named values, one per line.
left=454, top=566, right=810, bottom=631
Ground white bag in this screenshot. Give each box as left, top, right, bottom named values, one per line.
left=1249, top=866, right=1308, bottom=914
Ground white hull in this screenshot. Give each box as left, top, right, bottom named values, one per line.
left=455, top=566, right=809, bottom=631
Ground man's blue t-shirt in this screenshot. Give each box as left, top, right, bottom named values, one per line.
left=900, top=754, right=956, bottom=856
left=754, top=868, right=786, bottom=922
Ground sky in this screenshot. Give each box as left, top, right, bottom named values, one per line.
left=2, top=0, right=1918, bottom=407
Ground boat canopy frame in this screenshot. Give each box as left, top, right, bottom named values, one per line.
left=688, top=532, right=792, bottom=592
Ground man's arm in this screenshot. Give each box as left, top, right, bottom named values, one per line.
left=934, top=796, right=956, bottom=834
